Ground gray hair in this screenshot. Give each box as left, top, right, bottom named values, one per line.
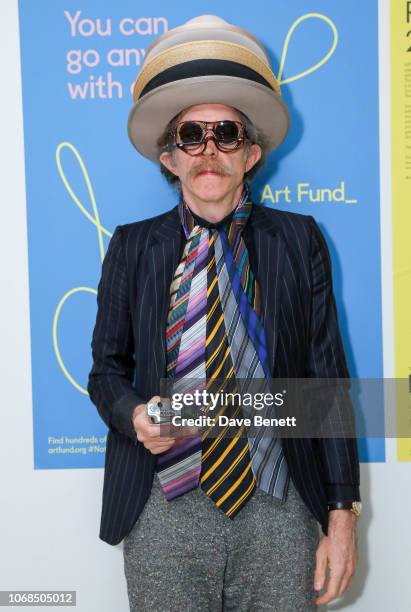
left=156, top=107, right=269, bottom=189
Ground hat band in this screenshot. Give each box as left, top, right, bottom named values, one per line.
left=132, top=39, right=280, bottom=102
left=138, top=58, right=276, bottom=100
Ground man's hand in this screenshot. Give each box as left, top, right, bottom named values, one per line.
left=314, top=510, right=359, bottom=605
left=132, top=395, right=198, bottom=454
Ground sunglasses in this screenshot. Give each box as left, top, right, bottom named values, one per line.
left=168, top=120, right=249, bottom=155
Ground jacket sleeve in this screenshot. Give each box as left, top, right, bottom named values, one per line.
left=87, top=225, right=145, bottom=443
left=306, top=215, right=361, bottom=503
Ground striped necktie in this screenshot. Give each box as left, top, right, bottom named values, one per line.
left=157, top=183, right=268, bottom=517
left=199, top=227, right=257, bottom=516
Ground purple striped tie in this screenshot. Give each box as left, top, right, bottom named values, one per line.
left=156, top=223, right=208, bottom=498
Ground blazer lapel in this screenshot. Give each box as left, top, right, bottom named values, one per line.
left=250, top=206, right=285, bottom=377
left=144, top=206, right=182, bottom=382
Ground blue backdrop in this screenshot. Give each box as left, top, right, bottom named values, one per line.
left=18, top=0, right=383, bottom=468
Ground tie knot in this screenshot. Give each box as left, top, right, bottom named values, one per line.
left=178, top=183, right=252, bottom=240
left=188, top=224, right=206, bottom=239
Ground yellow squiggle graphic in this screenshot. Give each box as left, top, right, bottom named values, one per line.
left=277, top=13, right=338, bottom=85
left=54, top=143, right=112, bottom=394
left=53, top=287, right=97, bottom=394
left=56, top=142, right=110, bottom=263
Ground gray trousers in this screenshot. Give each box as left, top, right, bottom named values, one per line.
left=123, top=473, right=320, bottom=611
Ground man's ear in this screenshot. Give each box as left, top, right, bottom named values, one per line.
left=159, top=150, right=179, bottom=176
left=245, top=143, right=262, bottom=173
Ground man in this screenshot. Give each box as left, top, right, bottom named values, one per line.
left=87, top=14, right=361, bottom=611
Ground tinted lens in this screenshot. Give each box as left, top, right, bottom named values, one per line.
left=214, top=121, right=241, bottom=143
left=177, top=122, right=204, bottom=144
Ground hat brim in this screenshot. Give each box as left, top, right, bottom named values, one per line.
left=127, top=75, right=290, bottom=162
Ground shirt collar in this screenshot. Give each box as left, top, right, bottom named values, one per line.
left=188, top=206, right=236, bottom=229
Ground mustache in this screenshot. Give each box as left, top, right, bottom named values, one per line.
left=192, top=162, right=230, bottom=176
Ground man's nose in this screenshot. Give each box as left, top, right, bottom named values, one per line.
left=202, top=133, right=218, bottom=155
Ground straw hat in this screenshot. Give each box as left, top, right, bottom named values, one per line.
left=127, top=14, right=290, bottom=161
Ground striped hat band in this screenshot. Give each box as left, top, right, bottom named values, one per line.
left=132, top=40, right=280, bottom=102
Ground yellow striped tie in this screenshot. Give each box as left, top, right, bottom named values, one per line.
left=200, top=231, right=256, bottom=518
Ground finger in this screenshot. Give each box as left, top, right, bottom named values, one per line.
left=315, top=569, right=344, bottom=606
left=338, top=565, right=355, bottom=597
left=149, top=394, right=162, bottom=403
left=137, top=428, right=175, bottom=444
left=145, top=421, right=175, bottom=439
left=177, top=425, right=200, bottom=437
left=338, top=575, right=353, bottom=597
left=135, top=409, right=160, bottom=433
left=136, top=424, right=159, bottom=440
left=148, top=442, right=175, bottom=454
left=313, top=547, right=328, bottom=592
left=160, top=422, right=183, bottom=437
left=160, top=423, right=199, bottom=439
left=145, top=438, right=175, bottom=449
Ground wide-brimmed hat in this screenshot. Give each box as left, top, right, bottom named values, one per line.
left=127, top=14, right=290, bottom=161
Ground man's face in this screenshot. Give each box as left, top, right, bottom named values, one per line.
left=159, top=103, right=262, bottom=205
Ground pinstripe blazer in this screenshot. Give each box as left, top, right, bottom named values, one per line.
left=87, top=201, right=360, bottom=546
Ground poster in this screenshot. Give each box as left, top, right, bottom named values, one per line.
left=17, top=0, right=383, bottom=468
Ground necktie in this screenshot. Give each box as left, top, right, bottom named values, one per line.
left=199, top=228, right=257, bottom=516
left=156, top=224, right=206, bottom=498
left=156, top=183, right=271, bottom=517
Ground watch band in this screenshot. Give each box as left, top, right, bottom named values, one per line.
left=328, top=501, right=352, bottom=510
left=328, top=501, right=362, bottom=516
